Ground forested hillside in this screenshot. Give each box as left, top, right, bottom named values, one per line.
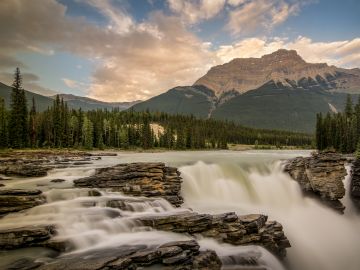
left=316, top=95, right=360, bottom=153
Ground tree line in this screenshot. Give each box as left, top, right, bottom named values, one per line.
left=316, top=94, right=360, bottom=154
left=0, top=68, right=313, bottom=150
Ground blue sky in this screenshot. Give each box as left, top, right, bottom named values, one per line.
left=0, top=0, right=359, bottom=101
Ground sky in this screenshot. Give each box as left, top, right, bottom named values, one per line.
left=0, top=0, right=359, bottom=102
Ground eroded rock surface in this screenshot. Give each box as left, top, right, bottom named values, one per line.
left=5, top=241, right=222, bottom=270
left=0, top=225, right=56, bottom=249
left=0, top=189, right=46, bottom=215
left=285, top=152, right=347, bottom=211
left=137, top=212, right=290, bottom=258
left=74, top=163, right=183, bottom=207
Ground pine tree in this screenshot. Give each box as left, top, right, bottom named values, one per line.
left=345, top=94, right=353, bottom=118
left=9, top=68, right=28, bottom=148
left=356, top=141, right=360, bottom=160
left=0, top=97, right=8, bottom=148
left=29, top=97, right=37, bottom=147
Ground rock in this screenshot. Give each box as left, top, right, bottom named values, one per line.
left=350, top=159, right=360, bottom=210
left=74, top=163, right=184, bottom=207
left=0, top=183, right=4, bottom=187
left=87, top=152, right=117, bottom=156
left=4, top=257, right=44, bottom=270
left=285, top=151, right=347, bottom=211
left=50, top=179, right=65, bottom=183
left=0, top=225, right=56, bottom=249
left=31, top=241, right=221, bottom=270
left=0, top=189, right=46, bottom=215
left=0, top=163, right=50, bottom=177
left=138, top=212, right=290, bottom=258
left=73, top=161, right=92, bottom=166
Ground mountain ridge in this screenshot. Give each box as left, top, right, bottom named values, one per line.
left=194, top=49, right=360, bottom=96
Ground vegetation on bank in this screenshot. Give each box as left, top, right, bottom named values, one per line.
left=316, top=95, right=360, bottom=154
left=0, top=68, right=313, bottom=150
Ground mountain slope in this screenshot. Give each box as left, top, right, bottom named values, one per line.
left=0, top=83, right=140, bottom=111
left=0, top=82, right=54, bottom=111
left=53, top=94, right=141, bottom=111
left=131, top=85, right=216, bottom=118
left=211, top=81, right=352, bottom=133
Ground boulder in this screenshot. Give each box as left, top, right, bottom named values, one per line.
left=74, top=163, right=184, bottom=207
left=285, top=152, right=347, bottom=211
left=0, top=189, right=46, bottom=215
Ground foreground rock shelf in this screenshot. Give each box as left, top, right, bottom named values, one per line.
left=0, top=189, right=46, bottom=215
left=285, top=151, right=347, bottom=211
left=74, top=162, right=184, bottom=207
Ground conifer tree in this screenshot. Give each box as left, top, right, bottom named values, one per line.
left=9, top=68, right=28, bottom=148
left=29, top=97, right=37, bottom=147
left=0, top=97, right=8, bottom=148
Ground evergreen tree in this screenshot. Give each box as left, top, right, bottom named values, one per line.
left=29, top=97, right=37, bottom=147
left=0, top=97, right=8, bottom=148
left=345, top=94, right=353, bottom=118
left=9, top=68, right=28, bottom=148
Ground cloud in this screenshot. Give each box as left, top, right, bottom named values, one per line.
left=215, top=36, right=360, bottom=68
left=167, top=0, right=226, bottom=24
left=226, top=0, right=303, bottom=35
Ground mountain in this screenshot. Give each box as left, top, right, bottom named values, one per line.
left=194, top=49, right=360, bottom=96
left=131, top=49, right=360, bottom=133
left=0, top=82, right=140, bottom=111
left=52, top=94, right=141, bottom=111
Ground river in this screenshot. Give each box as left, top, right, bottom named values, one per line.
left=0, top=150, right=359, bottom=270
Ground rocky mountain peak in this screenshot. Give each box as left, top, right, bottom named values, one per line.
left=194, top=49, right=360, bottom=96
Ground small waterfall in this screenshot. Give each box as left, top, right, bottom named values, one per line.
left=180, top=161, right=360, bottom=270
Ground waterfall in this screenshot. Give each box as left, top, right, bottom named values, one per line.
left=180, top=160, right=360, bottom=270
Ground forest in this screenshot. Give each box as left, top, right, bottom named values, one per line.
left=316, top=95, right=360, bottom=154
left=0, top=68, right=313, bottom=150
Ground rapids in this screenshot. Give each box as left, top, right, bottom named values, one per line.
left=0, top=150, right=359, bottom=270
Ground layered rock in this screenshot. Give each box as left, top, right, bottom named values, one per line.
left=74, top=163, right=183, bottom=207
left=0, top=189, right=46, bottom=215
left=0, top=224, right=56, bottom=249
left=4, top=241, right=222, bottom=270
left=350, top=159, right=360, bottom=209
left=137, top=212, right=290, bottom=258
left=194, top=49, right=360, bottom=96
left=285, top=152, right=347, bottom=211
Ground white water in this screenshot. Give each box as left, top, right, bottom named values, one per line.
left=180, top=160, right=360, bottom=270
left=0, top=150, right=359, bottom=270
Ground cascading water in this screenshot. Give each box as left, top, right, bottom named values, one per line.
left=180, top=160, right=360, bottom=270
left=0, top=150, right=359, bottom=270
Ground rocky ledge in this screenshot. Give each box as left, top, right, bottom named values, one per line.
left=74, top=163, right=183, bottom=207
left=137, top=212, right=290, bottom=258
left=4, top=240, right=222, bottom=270
left=0, top=189, right=46, bottom=215
left=350, top=159, right=360, bottom=210
left=284, top=151, right=347, bottom=211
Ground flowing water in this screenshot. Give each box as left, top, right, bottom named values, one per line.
left=0, top=150, right=359, bottom=270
